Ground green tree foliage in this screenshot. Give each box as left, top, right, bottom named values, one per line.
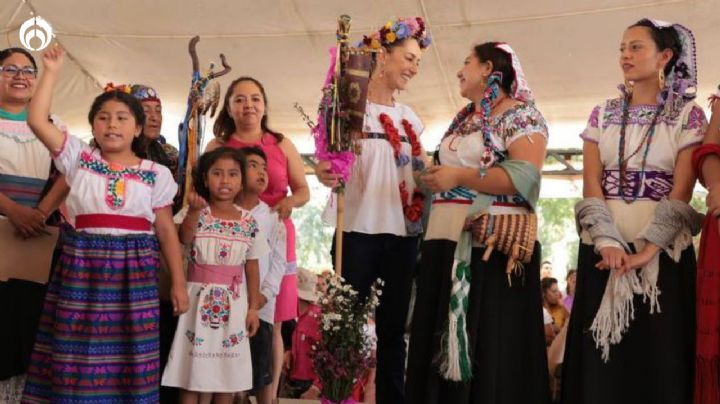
left=536, top=198, right=581, bottom=272
left=293, top=190, right=334, bottom=270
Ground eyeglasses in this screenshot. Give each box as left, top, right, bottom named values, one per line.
left=0, top=65, right=37, bottom=78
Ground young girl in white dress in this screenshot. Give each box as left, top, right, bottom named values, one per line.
left=162, top=147, right=268, bottom=404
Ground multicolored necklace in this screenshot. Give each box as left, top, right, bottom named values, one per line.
left=440, top=73, right=508, bottom=164
left=617, top=96, right=663, bottom=203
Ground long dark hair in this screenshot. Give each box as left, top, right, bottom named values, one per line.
left=630, top=19, right=682, bottom=76
left=473, top=42, right=516, bottom=95
left=88, top=90, right=145, bottom=155
left=213, top=76, right=283, bottom=144
left=193, top=147, right=246, bottom=200
left=0, top=47, right=37, bottom=70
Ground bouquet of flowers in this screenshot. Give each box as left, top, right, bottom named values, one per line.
left=311, top=276, right=382, bottom=403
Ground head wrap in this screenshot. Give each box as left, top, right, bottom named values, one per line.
left=130, top=84, right=161, bottom=104
left=495, top=42, right=534, bottom=103
left=619, top=19, right=697, bottom=112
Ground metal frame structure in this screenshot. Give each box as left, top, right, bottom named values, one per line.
left=301, top=148, right=583, bottom=177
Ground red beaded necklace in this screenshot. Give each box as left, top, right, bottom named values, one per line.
left=378, top=112, right=425, bottom=224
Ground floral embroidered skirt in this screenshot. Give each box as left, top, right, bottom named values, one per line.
left=161, top=281, right=251, bottom=392
left=22, top=228, right=161, bottom=403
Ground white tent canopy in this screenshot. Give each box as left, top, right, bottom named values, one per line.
left=2, top=0, right=719, bottom=152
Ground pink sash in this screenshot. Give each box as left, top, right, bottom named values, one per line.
left=188, top=263, right=244, bottom=298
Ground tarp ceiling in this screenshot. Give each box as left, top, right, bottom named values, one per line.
left=2, top=0, right=719, bottom=151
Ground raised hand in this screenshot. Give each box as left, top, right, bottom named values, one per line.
left=186, top=191, right=208, bottom=212
left=41, top=45, right=65, bottom=74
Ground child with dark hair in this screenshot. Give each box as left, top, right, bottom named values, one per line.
left=21, top=46, right=188, bottom=403
left=236, top=146, right=287, bottom=404
left=162, top=147, right=267, bottom=404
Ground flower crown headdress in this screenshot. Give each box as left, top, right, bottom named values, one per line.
left=103, top=82, right=132, bottom=94
left=360, top=17, right=432, bottom=50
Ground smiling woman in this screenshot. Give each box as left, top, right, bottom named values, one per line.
left=405, top=41, right=550, bottom=404
left=313, top=17, right=432, bottom=404
left=0, top=47, right=67, bottom=404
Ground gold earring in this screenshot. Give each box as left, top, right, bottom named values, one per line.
left=658, top=69, right=665, bottom=90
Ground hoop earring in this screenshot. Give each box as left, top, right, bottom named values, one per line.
left=658, top=69, right=665, bottom=90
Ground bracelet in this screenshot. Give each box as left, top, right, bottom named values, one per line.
left=478, top=167, right=488, bottom=179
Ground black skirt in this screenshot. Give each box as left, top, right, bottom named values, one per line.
left=406, top=239, right=551, bottom=404
left=560, top=243, right=696, bottom=404
left=0, top=279, right=48, bottom=380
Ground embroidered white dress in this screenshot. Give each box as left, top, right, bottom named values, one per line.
left=162, top=206, right=269, bottom=392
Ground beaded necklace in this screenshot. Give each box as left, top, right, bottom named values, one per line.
left=617, top=95, right=663, bottom=203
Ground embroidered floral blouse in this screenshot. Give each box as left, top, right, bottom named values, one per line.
left=580, top=97, right=707, bottom=202
left=436, top=102, right=548, bottom=207
left=174, top=206, right=269, bottom=268
left=54, top=134, right=177, bottom=235
left=425, top=103, right=548, bottom=242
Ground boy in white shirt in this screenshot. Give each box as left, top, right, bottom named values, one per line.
left=237, top=147, right=287, bottom=404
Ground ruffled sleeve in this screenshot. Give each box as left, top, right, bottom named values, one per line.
left=501, top=103, right=549, bottom=147
left=677, top=102, right=707, bottom=151
left=580, top=105, right=602, bottom=144
left=151, top=164, right=179, bottom=211
left=52, top=133, right=89, bottom=182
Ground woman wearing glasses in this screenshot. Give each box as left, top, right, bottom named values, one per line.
left=0, top=48, right=67, bottom=403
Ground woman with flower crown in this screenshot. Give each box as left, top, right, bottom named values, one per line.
left=561, top=19, right=705, bottom=404
left=404, top=42, right=551, bottom=404
left=314, top=17, right=431, bottom=404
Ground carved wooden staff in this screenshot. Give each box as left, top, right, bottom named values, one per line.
left=178, top=36, right=231, bottom=206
